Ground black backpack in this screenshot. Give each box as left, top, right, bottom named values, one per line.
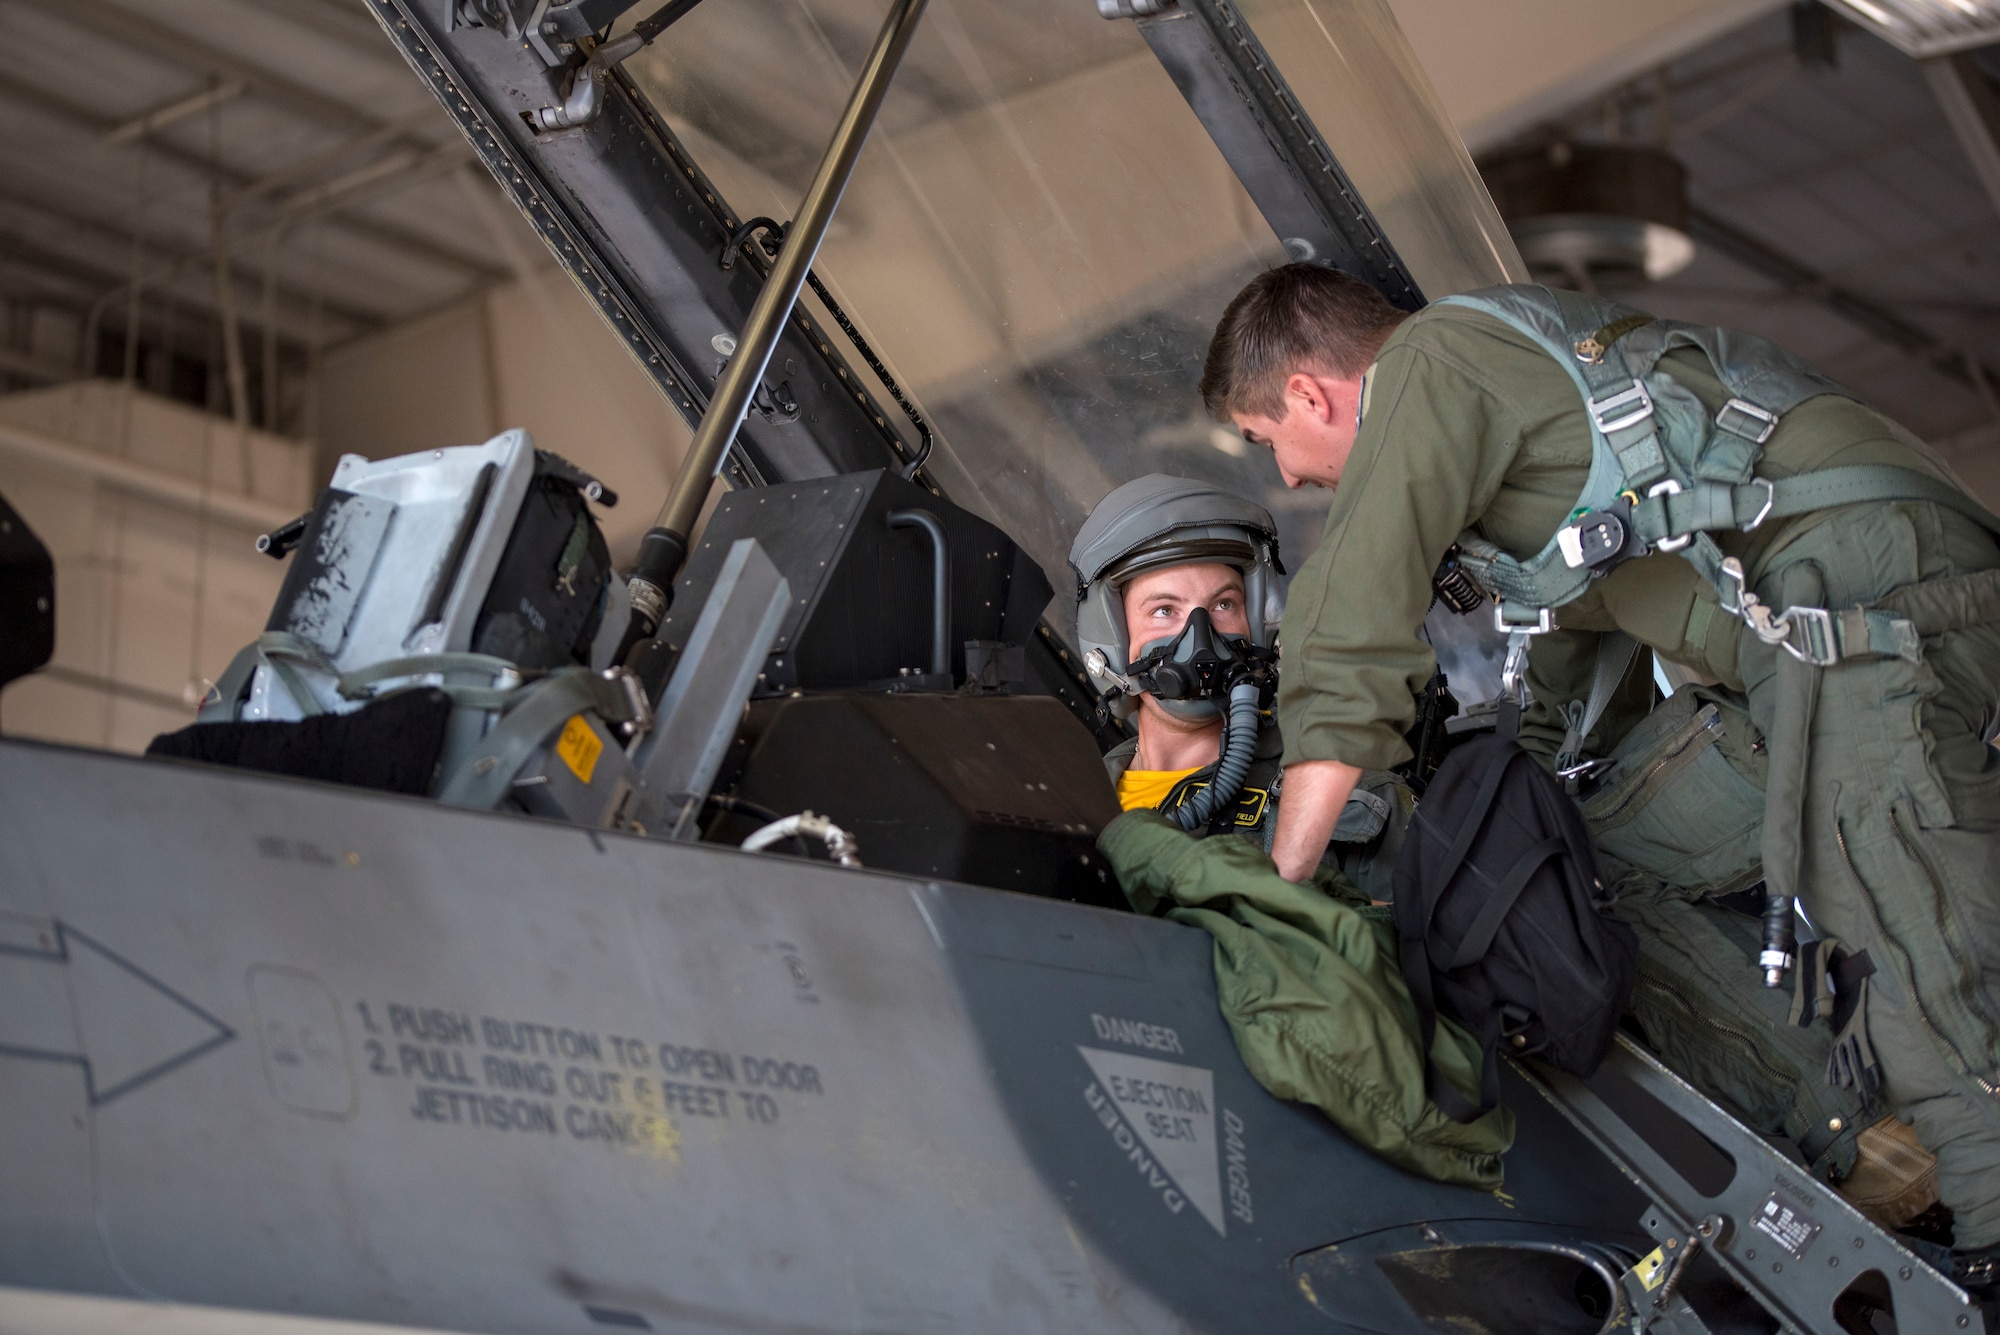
left=1393, top=724, right=1637, bottom=1123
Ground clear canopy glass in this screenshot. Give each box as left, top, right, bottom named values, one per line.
left=623, top=0, right=1521, bottom=676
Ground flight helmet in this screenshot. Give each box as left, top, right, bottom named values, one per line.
left=1068, top=474, right=1283, bottom=720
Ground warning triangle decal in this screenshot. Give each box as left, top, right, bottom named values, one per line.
left=1077, top=1045, right=1226, bottom=1236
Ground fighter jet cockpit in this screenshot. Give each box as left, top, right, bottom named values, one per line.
left=0, top=1, right=1985, bottom=1333
left=111, top=0, right=1530, bottom=910
left=129, top=0, right=1531, bottom=901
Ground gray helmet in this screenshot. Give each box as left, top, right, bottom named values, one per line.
left=1068, top=474, right=1282, bottom=718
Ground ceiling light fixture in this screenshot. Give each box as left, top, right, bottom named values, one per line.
left=1477, top=143, right=1697, bottom=292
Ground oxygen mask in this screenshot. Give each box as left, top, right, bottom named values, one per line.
left=1125, top=607, right=1273, bottom=721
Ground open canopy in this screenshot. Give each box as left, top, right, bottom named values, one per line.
left=614, top=0, right=1523, bottom=611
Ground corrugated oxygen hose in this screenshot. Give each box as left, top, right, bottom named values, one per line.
left=1172, top=681, right=1261, bottom=832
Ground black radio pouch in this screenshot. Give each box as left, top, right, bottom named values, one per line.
left=1393, top=710, right=1638, bottom=1122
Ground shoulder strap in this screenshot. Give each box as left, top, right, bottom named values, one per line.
left=1398, top=743, right=1524, bottom=1124
left=199, top=632, right=535, bottom=723
left=1435, top=288, right=1675, bottom=611
left=1430, top=287, right=1999, bottom=622
left=1555, top=632, right=1640, bottom=781
left=1426, top=1004, right=1506, bottom=1125
left=337, top=652, right=525, bottom=710
left=434, top=668, right=631, bottom=809
left=1424, top=830, right=1567, bottom=1122
left=197, top=631, right=336, bottom=723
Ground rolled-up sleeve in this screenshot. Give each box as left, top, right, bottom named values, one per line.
left=1277, top=340, right=1519, bottom=771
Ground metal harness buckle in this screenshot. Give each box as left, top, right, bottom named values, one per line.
left=1555, top=756, right=1617, bottom=783
left=1742, top=476, right=1776, bottom=531
left=1716, top=397, right=1779, bottom=445
left=1588, top=380, right=1654, bottom=435
left=1493, top=605, right=1555, bottom=636
left=1495, top=605, right=1553, bottom=701
left=1781, top=606, right=1838, bottom=666
left=1647, top=479, right=1691, bottom=552
left=1718, top=558, right=1839, bottom=666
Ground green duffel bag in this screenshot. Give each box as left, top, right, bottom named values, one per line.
left=1582, top=684, right=1769, bottom=900
left=1099, top=810, right=1516, bottom=1189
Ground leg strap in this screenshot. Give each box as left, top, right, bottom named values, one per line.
left=1759, top=563, right=1825, bottom=985
left=434, top=669, right=633, bottom=810
left=1721, top=562, right=2000, bottom=668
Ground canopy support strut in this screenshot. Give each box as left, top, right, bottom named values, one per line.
left=619, top=0, right=931, bottom=655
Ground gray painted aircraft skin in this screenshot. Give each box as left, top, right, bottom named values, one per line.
left=0, top=735, right=1648, bottom=1333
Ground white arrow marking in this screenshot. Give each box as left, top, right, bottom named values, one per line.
left=0, top=915, right=234, bottom=1105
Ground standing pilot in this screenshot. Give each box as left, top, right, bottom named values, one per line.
left=1200, top=262, right=2000, bottom=1272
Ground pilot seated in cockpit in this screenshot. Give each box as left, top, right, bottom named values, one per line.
left=1069, top=474, right=1413, bottom=901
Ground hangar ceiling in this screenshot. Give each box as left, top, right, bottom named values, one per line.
left=0, top=0, right=523, bottom=429
left=1495, top=5, right=2000, bottom=455
left=0, top=0, right=1993, bottom=483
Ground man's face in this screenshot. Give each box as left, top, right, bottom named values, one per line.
left=1123, top=562, right=1251, bottom=659
left=1231, top=370, right=1364, bottom=490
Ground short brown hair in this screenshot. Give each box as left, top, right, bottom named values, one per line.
left=1200, top=264, right=1407, bottom=421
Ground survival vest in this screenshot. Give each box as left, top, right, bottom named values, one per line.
left=1436, top=286, right=2000, bottom=673
left=1438, top=286, right=2000, bottom=997
left=1104, top=729, right=1414, bottom=902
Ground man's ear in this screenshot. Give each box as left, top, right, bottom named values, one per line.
left=1285, top=370, right=1335, bottom=424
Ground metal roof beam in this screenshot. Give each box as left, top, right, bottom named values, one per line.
left=1686, top=204, right=2000, bottom=393
left=225, top=108, right=438, bottom=208
left=105, top=76, right=248, bottom=144
left=0, top=227, right=355, bottom=361
left=268, top=140, right=474, bottom=227
left=0, top=72, right=505, bottom=283
left=1923, top=52, right=2000, bottom=226
left=60, top=0, right=382, bottom=133
left=0, top=254, right=106, bottom=308
left=0, top=188, right=383, bottom=335
left=252, top=0, right=408, bottom=58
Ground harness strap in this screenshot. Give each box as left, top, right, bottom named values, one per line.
left=1877, top=566, right=2000, bottom=637
left=337, top=652, right=525, bottom=710
left=1723, top=561, right=2000, bottom=668
left=1833, top=609, right=1922, bottom=663
left=1760, top=563, right=1824, bottom=983
left=1628, top=465, right=2000, bottom=550
left=1589, top=380, right=1669, bottom=487
left=1429, top=288, right=2000, bottom=628
left=198, top=631, right=338, bottom=722
left=198, top=642, right=267, bottom=723
left=1796, top=566, right=2000, bottom=666
left=1556, top=632, right=1639, bottom=787
left=434, top=669, right=630, bottom=810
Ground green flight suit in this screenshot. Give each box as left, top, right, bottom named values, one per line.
left=1278, top=300, right=2000, bottom=1244
left=1103, top=721, right=1413, bottom=901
